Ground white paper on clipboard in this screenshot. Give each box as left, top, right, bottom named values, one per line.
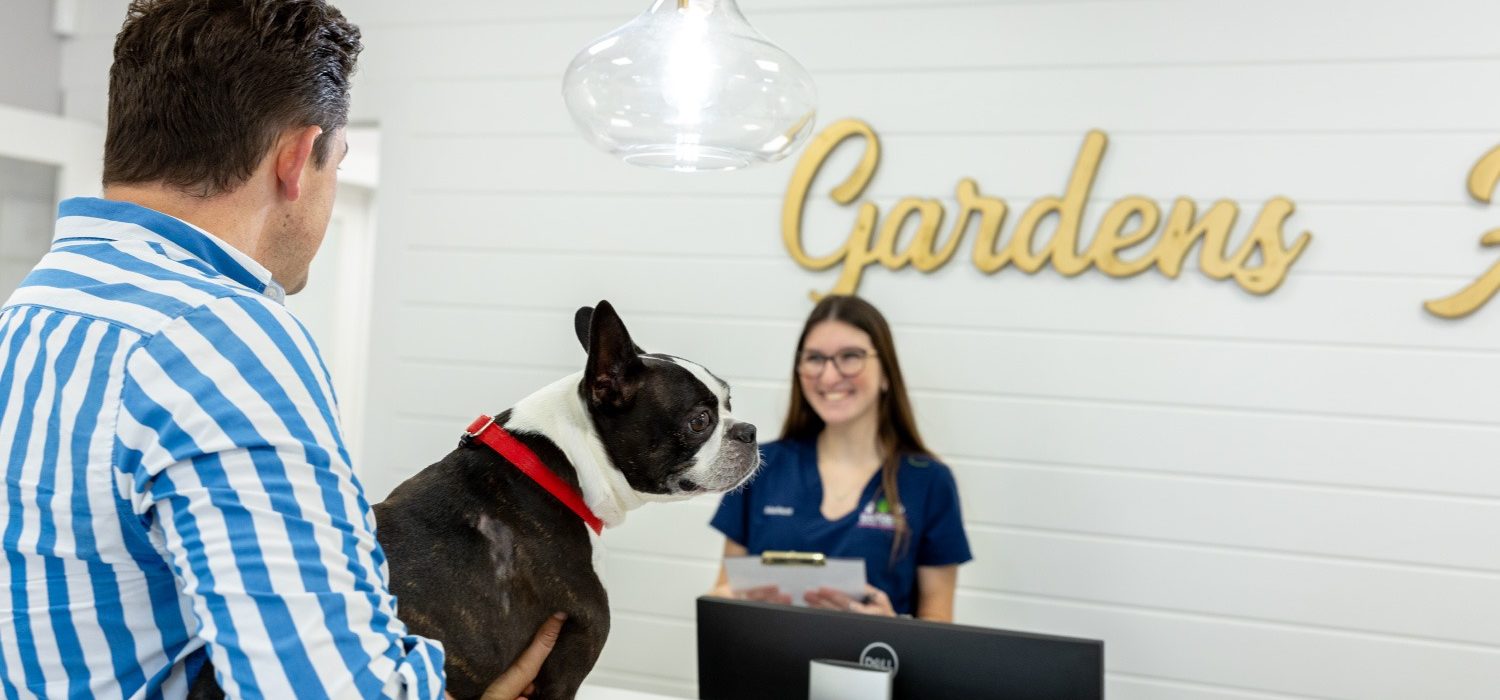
left=723, top=555, right=867, bottom=606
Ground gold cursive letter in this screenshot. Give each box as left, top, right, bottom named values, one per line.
left=1425, top=144, right=1500, bottom=319
left=1229, top=198, right=1312, bottom=295
left=782, top=118, right=882, bottom=300
left=1152, top=198, right=1240, bottom=280
left=1089, top=196, right=1160, bottom=277
left=876, top=198, right=947, bottom=270
left=963, top=178, right=1012, bottom=274
left=1010, top=131, right=1106, bottom=275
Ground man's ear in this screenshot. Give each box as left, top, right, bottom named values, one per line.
left=275, top=125, right=323, bottom=201
left=583, top=300, right=645, bottom=409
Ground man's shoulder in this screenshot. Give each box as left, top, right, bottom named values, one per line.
left=5, top=240, right=286, bottom=342
left=129, top=293, right=307, bottom=376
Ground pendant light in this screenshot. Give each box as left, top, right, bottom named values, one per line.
left=562, top=0, right=818, bottom=172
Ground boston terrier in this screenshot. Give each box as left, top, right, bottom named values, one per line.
left=191, top=301, right=760, bottom=699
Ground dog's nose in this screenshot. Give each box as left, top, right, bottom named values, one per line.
left=728, top=422, right=757, bottom=444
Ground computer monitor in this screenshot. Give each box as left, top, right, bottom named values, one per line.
left=696, top=597, right=1103, bottom=700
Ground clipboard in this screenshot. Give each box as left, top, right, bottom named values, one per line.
left=723, top=551, right=866, bottom=606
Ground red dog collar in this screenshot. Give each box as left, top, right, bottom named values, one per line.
left=462, top=415, right=604, bottom=535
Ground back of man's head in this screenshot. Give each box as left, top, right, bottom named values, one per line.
left=103, top=0, right=363, bottom=198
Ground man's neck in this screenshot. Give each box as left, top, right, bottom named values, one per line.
left=102, top=183, right=270, bottom=264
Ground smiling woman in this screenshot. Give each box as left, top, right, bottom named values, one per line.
left=707, top=295, right=972, bottom=621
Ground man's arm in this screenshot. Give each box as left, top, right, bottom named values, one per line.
left=117, top=296, right=445, bottom=698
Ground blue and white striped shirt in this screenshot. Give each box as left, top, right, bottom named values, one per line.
left=0, top=198, right=446, bottom=699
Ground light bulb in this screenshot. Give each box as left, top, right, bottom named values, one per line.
left=562, top=0, right=818, bottom=172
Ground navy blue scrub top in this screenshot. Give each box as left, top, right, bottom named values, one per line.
left=710, top=438, right=973, bottom=616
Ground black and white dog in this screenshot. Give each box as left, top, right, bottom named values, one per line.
left=193, top=301, right=760, bottom=699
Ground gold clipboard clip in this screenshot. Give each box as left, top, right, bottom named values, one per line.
left=761, top=550, right=826, bottom=566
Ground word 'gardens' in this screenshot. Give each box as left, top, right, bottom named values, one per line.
left=782, top=119, right=1500, bottom=320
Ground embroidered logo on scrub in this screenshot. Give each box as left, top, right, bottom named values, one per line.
left=856, top=497, right=901, bottom=530
left=763, top=505, right=795, bottom=516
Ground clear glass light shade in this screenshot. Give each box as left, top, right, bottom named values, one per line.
left=562, top=0, right=818, bottom=172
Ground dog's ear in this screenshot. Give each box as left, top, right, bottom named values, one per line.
left=574, top=306, right=594, bottom=352
left=584, top=300, right=645, bottom=409
left=575, top=301, right=646, bottom=354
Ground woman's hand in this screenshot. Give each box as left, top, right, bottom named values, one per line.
left=730, top=584, right=793, bottom=604
left=711, top=540, right=795, bottom=603
left=803, top=585, right=896, bottom=616
left=444, top=612, right=567, bottom=700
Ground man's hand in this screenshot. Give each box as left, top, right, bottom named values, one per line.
left=445, top=612, right=567, bottom=700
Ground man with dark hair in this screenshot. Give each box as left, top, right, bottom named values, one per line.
left=0, top=1, right=557, bottom=697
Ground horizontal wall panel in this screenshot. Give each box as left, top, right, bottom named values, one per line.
left=958, top=591, right=1500, bottom=699
left=68, top=0, right=130, bottom=36
left=61, top=85, right=107, bottom=125
left=955, top=460, right=1500, bottom=570
left=962, top=528, right=1500, bottom=644
left=597, top=500, right=724, bottom=565
left=894, top=327, right=1499, bottom=423
left=601, top=551, right=717, bottom=622
left=399, top=60, right=1500, bottom=135
left=393, top=131, right=1499, bottom=205
left=57, top=36, right=110, bottom=94
left=356, top=1, right=1500, bottom=80
left=1106, top=675, right=1317, bottom=700
left=585, top=669, right=695, bottom=700
left=593, top=613, right=696, bottom=686
left=917, top=393, right=1500, bottom=499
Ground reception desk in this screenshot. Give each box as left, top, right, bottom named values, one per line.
left=697, top=597, right=1104, bottom=699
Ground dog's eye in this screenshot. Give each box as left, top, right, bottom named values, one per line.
left=689, top=410, right=712, bottom=433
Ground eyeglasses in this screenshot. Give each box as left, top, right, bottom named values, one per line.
left=798, top=348, right=876, bottom=378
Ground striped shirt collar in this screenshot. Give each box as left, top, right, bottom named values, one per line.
left=55, top=196, right=286, bottom=303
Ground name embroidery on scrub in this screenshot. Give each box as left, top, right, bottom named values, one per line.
left=857, top=498, right=902, bottom=531
left=763, top=505, right=795, bottom=516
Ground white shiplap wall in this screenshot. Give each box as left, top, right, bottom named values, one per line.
left=60, top=1, right=1500, bottom=698
left=0, top=158, right=58, bottom=297
left=0, top=0, right=62, bottom=114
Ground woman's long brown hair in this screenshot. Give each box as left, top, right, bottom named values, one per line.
left=780, top=295, right=935, bottom=561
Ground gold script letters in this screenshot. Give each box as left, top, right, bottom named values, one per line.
left=1423, top=145, right=1500, bottom=319
left=783, top=119, right=1313, bottom=301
